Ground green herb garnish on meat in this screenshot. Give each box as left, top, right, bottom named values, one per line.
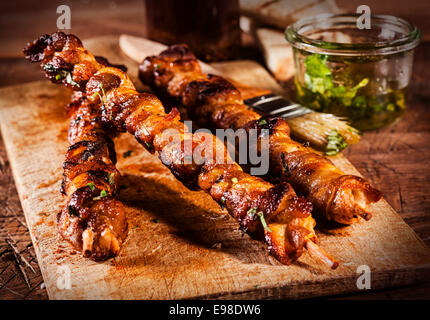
left=86, top=182, right=96, bottom=191
left=99, top=84, right=106, bottom=96
left=93, top=189, right=108, bottom=201
left=92, top=84, right=106, bottom=103
left=55, top=70, right=80, bottom=87
left=247, top=207, right=257, bottom=218
left=258, top=119, right=267, bottom=125
left=92, top=91, right=101, bottom=101
left=257, top=212, right=272, bottom=233
left=325, top=130, right=348, bottom=156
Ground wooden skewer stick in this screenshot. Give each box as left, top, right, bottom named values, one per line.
left=82, top=229, right=94, bottom=257
left=305, top=240, right=339, bottom=270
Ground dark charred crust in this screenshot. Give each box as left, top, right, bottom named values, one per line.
left=138, top=58, right=156, bottom=85
left=94, top=56, right=127, bottom=72
left=243, top=117, right=288, bottom=137
left=105, top=137, right=117, bottom=164
left=23, top=31, right=79, bottom=63
left=67, top=187, right=99, bottom=218
left=278, top=152, right=311, bottom=180
left=23, top=34, right=52, bottom=62
left=46, top=56, right=74, bottom=72
left=139, top=45, right=199, bottom=91
left=90, top=250, right=117, bottom=261
left=86, top=73, right=122, bottom=97
left=280, top=153, right=288, bottom=173
left=87, top=169, right=110, bottom=181
left=63, top=158, right=115, bottom=177
left=101, top=91, right=145, bottom=133
left=60, top=176, right=67, bottom=195
left=184, top=75, right=239, bottom=105
left=62, top=161, right=116, bottom=189
left=158, top=151, right=202, bottom=190
left=24, top=32, right=86, bottom=89
left=159, top=44, right=196, bottom=61
left=259, top=182, right=291, bottom=218
left=64, top=140, right=106, bottom=166
left=57, top=207, right=85, bottom=249
left=50, top=31, right=76, bottom=50
left=225, top=191, right=258, bottom=229
left=65, top=140, right=87, bottom=153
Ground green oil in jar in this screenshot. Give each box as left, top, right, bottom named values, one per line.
left=295, top=53, right=408, bottom=131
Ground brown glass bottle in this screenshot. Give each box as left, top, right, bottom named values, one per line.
left=144, top=0, right=240, bottom=61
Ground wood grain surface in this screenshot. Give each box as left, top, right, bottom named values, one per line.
left=0, top=36, right=429, bottom=300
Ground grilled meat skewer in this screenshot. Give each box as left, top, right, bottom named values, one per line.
left=24, top=32, right=338, bottom=268
left=139, top=44, right=382, bottom=225
left=59, top=92, right=127, bottom=260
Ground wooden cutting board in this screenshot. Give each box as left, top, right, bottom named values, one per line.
left=0, top=36, right=429, bottom=300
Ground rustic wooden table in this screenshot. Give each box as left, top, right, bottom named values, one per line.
left=1, top=0, right=430, bottom=300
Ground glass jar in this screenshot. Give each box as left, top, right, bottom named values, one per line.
left=144, top=0, right=240, bottom=62
left=286, top=14, right=420, bottom=131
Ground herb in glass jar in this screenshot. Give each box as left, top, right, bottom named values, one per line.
left=286, top=14, right=420, bottom=131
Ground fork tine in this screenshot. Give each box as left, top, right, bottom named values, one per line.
left=243, top=94, right=277, bottom=105
left=252, top=95, right=284, bottom=106
left=244, top=94, right=312, bottom=119
left=278, top=107, right=312, bottom=119
left=251, top=97, right=289, bottom=113
left=268, top=104, right=302, bottom=115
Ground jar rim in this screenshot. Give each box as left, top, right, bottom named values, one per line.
left=285, top=13, right=421, bottom=56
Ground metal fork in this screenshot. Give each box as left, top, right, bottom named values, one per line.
left=244, top=94, right=312, bottom=119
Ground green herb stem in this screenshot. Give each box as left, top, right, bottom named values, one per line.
left=257, top=212, right=272, bottom=233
